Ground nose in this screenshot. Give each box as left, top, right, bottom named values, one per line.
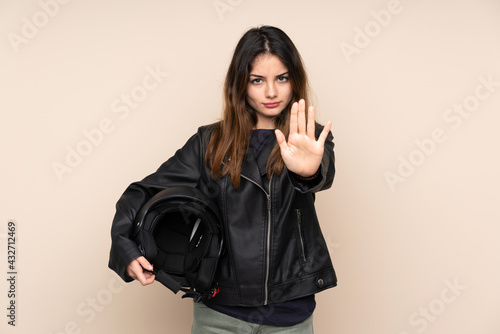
left=265, top=82, right=277, bottom=99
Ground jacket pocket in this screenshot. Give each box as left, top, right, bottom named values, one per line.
left=295, top=209, right=307, bottom=263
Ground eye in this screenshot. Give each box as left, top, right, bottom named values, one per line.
left=277, top=76, right=289, bottom=82
left=251, top=78, right=263, bottom=84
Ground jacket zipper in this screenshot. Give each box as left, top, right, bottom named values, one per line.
left=296, top=209, right=307, bottom=262
left=241, top=174, right=272, bottom=305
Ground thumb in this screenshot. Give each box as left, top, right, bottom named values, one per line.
left=317, top=121, right=332, bottom=145
left=136, top=256, right=153, bottom=271
left=275, top=129, right=287, bottom=151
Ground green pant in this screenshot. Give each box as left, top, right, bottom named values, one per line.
left=191, top=301, right=314, bottom=334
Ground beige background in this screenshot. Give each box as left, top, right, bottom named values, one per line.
left=1, top=0, right=499, bottom=333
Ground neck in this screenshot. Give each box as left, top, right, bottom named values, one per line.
left=254, top=119, right=275, bottom=130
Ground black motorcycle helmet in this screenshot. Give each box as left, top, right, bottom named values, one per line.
left=132, top=186, right=223, bottom=302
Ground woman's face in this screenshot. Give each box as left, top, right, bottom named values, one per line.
left=246, top=54, right=293, bottom=129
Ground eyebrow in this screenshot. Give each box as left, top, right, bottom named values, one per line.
left=249, top=72, right=289, bottom=78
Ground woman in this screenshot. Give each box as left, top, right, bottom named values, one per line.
left=109, top=25, right=337, bottom=333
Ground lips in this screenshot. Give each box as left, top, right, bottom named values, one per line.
left=263, top=102, right=280, bottom=108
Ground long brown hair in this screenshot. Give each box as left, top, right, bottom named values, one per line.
left=206, top=26, right=311, bottom=188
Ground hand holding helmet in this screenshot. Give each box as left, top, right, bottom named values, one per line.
left=126, top=256, right=155, bottom=286
left=129, top=186, right=223, bottom=302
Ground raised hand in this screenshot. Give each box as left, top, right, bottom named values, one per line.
left=275, top=99, right=332, bottom=177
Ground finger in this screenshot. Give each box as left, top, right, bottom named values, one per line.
left=274, top=129, right=288, bottom=158
left=317, top=121, right=332, bottom=145
left=135, top=269, right=150, bottom=286
left=136, top=256, right=153, bottom=271
left=307, top=105, right=316, bottom=139
left=289, top=101, right=298, bottom=136
left=130, top=261, right=155, bottom=286
left=126, top=257, right=154, bottom=284
left=141, top=271, right=156, bottom=286
left=274, top=129, right=288, bottom=164
left=275, top=129, right=285, bottom=145
left=275, top=129, right=288, bottom=154
left=297, top=99, right=306, bottom=134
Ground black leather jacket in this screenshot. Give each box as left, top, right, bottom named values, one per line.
left=108, top=123, right=337, bottom=306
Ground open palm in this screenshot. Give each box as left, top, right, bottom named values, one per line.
left=275, top=99, right=332, bottom=177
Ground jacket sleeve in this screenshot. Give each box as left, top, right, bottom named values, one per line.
left=287, top=123, right=335, bottom=193
left=108, top=127, right=207, bottom=282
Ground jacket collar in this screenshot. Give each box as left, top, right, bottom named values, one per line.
left=241, top=134, right=276, bottom=186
